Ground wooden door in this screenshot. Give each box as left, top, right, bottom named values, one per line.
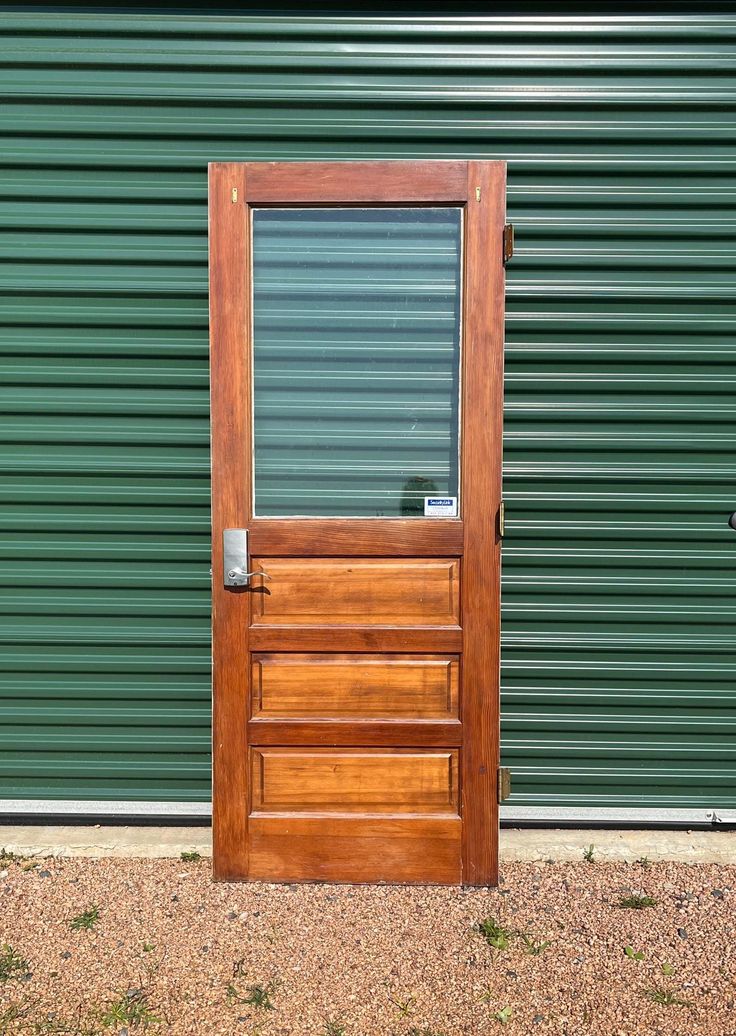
left=209, top=161, right=505, bottom=885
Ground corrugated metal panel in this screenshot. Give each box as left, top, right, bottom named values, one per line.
left=0, top=8, right=734, bottom=812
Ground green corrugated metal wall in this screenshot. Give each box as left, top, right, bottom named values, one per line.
left=1, top=6, right=735, bottom=815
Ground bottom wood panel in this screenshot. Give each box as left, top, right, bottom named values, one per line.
left=248, top=816, right=462, bottom=884
left=251, top=748, right=459, bottom=816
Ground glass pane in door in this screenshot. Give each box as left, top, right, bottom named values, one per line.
left=252, top=207, right=462, bottom=517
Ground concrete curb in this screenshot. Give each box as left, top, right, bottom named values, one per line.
left=1, top=825, right=734, bottom=863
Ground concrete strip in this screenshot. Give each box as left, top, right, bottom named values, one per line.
left=0, top=825, right=734, bottom=863
left=0, top=825, right=212, bottom=860
left=499, top=827, right=736, bottom=864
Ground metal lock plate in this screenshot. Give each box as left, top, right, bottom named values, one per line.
left=223, top=528, right=249, bottom=587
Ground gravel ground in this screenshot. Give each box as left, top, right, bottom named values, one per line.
left=0, top=856, right=734, bottom=1036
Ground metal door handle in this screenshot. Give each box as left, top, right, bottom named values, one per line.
left=227, top=567, right=270, bottom=582
left=223, top=528, right=270, bottom=588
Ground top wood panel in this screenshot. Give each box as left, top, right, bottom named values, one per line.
left=244, top=161, right=469, bottom=203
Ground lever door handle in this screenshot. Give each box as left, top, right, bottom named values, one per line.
left=223, top=529, right=270, bottom=588
left=226, top=567, right=271, bottom=583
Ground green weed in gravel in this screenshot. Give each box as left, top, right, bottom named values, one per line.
left=0, top=944, right=30, bottom=982
left=519, top=932, right=549, bottom=956
left=477, top=917, right=512, bottom=951
left=618, top=894, right=657, bottom=910
left=386, top=990, right=415, bottom=1017
left=69, top=905, right=100, bottom=931
left=583, top=844, right=595, bottom=863
left=180, top=851, right=201, bottom=863
left=642, top=988, right=690, bottom=1007
left=227, top=979, right=279, bottom=1011
left=624, top=946, right=644, bottom=961
left=493, top=1007, right=513, bottom=1025
left=0, top=848, right=24, bottom=867
left=100, top=990, right=160, bottom=1029
left=0, top=1002, right=23, bottom=1026
left=321, top=1018, right=347, bottom=1036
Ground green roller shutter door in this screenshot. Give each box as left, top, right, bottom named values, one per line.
left=0, top=7, right=734, bottom=818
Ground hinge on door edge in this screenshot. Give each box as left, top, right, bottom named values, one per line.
left=503, top=223, right=514, bottom=265
left=498, top=500, right=505, bottom=539
left=498, top=767, right=512, bottom=803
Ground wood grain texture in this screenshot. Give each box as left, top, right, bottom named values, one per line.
left=459, top=161, right=506, bottom=886
left=209, top=163, right=251, bottom=880
left=247, top=719, right=462, bottom=747
left=251, top=654, right=459, bottom=719
left=245, top=161, right=468, bottom=204
left=248, top=628, right=463, bottom=653
left=248, top=816, right=462, bottom=885
left=250, top=748, right=460, bottom=816
left=250, top=558, right=460, bottom=627
left=249, top=519, right=463, bottom=557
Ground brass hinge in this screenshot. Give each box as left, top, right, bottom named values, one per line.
left=497, top=766, right=512, bottom=803
left=498, top=500, right=505, bottom=539
left=503, top=223, right=514, bottom=265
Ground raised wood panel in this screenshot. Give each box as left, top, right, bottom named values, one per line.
left=250, top=748, right=460, bottom=817
left=250, top=558, right=460, bottom=627
left=251, top=654, right=459, bottom=719
left=248, top=816, right=462, bottom=884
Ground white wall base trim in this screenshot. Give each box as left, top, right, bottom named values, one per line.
left=501, top=805, right=736, bottom=825
left=0, top=800, right=733, bottom=825
left=0, top=800, right=212, bottom=818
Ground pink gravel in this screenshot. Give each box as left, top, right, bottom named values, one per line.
left=0, top=857, right=734, bottom=1035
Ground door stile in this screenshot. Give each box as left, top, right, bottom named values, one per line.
left=460, top=161, right=506, bottom=885
left=209, top=162, right=252, bottom=879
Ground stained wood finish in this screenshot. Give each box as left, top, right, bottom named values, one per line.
left=249, top=519, right=463, bottom=557
left=248, top=816, right=462, bottom=885
left=460, top=161, right=506, bottom=886
left=247, top=627, right=463, bottom=653
left=251, top=748, right=460, bottom=816
left=251, top=654, right=459, bottom=719
left=247, top=720, right=462, bottom=747
left=245, top=160, right=468, bottom=203
left=209, top=162, right=250, bottom=881
left=250, top=558, right=460, bottom=627
left=209, top=160, right=505, bottom=886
